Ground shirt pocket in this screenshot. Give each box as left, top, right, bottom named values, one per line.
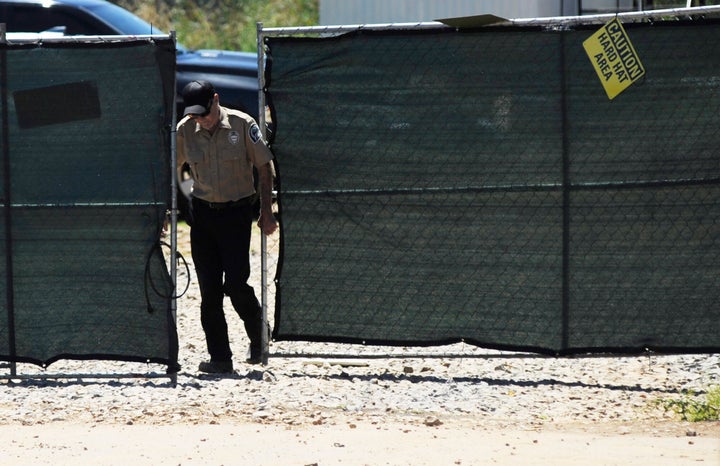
left=219, top=147, right=243, bottom=178
left=187, top=149, right=207, bottom=181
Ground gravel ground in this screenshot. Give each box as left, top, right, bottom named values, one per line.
left=2, top=344, right=719, bottom=430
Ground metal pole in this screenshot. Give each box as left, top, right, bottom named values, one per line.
left=260, top=5, right=720, bottom=37
left=257, top=21, right=270, bottom=365
left=169, top=31, right=178, bottom=322
left=0, top=23, right=15, bottom=378
left=560, top=32, right=570, bottom=352
left=2, top=33, right=170, bottom=44
left=169, top=31, right=179, bottom=382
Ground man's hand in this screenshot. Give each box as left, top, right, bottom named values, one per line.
left=258, top=212, right=278, bottom=236
left=161, top=211, right=169, bottom=237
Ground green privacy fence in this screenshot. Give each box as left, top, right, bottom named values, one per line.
left=0, top=37, right=177, bottom=370
left=262, top=8, right=720, bottom=355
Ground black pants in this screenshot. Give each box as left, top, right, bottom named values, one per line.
left=190, top=197, right=262, bottom=362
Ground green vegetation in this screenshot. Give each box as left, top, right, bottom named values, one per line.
left=656, top=386, right=720, bottom=422
left=112, top=0, right=318, bottom=52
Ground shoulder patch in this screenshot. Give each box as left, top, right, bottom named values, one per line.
left=249, top=123, right=263, bottom=144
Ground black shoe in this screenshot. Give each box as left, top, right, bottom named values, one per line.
left=246, top=346, right=262, bottom=365
left=245, top=355, right=262, bottom=365
left=246, top=324, right=271, bottom=365
left=198, top=360, right=234, bottom=374
left=166, top=362, right=181, bottom=374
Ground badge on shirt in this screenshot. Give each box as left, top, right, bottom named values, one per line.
left=249, top=123, right=263, bottom=144
left=228, top=130, right=240, bottom=145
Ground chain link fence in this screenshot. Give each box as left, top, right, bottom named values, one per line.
left=260, top=8, right=720, bottom=356
left=0, top=35, right=177, bottom=372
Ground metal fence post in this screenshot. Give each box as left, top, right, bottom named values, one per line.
left=257, top=21, right=270, bottom=366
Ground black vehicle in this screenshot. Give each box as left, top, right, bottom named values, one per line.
left=0, top=0, right=261, bottom=118
left=0, top=0, right=263, bottom=216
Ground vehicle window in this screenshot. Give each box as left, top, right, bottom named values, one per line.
left=3, top=5, right=116, bottom=35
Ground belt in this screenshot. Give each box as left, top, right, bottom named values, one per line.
left=193, top=196, right=255, bottom=210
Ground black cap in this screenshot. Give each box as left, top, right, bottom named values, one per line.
left=181, top=80, right=215, bottom=116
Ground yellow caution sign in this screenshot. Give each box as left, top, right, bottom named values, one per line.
left=583, top=18, right=645, bottom=100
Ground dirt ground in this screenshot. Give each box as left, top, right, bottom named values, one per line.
left=1, top=417, right=718, bottom=465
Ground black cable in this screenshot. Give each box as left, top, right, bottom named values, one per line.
left=145, top=240, right=191, bottom=313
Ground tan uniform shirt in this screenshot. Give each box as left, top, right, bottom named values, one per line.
left=176, top=106, right=274, bottom=203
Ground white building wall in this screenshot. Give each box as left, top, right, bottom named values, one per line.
left=319, top=0, right=571, bottom=25
left=319, top=0, right=641, bottom=26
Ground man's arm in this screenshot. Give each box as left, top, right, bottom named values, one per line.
left=175, top=127, right=187, bottom=181
left=257, top=162, right=278, bottom=236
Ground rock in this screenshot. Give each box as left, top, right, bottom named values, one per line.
left=424, top=417, right=443, bottom=427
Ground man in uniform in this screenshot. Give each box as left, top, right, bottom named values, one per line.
left=176, top=80, right=277, bottom=373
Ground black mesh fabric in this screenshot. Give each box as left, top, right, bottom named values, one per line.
left=0, top=39, right=177, bottom=369
left=266, top=18, right=720, bottom=355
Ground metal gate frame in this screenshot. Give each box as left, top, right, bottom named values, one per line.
left=256, top=4, right=720, bottom=362
left=0, top=28, right=179, bottom=383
